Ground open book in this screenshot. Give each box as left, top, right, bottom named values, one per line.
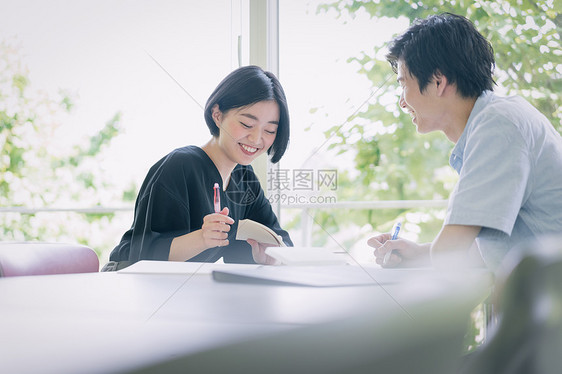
left=235, top=219, right=286, bottom=247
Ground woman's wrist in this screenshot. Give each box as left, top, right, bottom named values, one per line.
left=169, top=230, right=207, bottom=261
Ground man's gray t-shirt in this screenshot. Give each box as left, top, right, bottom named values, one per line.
left=445, top=91, right=562, bottom=269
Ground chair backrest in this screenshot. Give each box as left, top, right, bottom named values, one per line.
left=0, top=242, right=99, bottom=277
left=460, top=235, right=562, bottom=374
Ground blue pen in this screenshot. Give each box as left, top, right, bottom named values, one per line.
left=383, top=221, right=401, bottom=265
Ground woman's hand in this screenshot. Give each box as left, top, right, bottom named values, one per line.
left=368, top=233, right=430, bottom=268
left=200, top=207, right=234, bottom=249
left=169, top=207, right=234, bottom=262
left=247, top=239, right=279, bottom=265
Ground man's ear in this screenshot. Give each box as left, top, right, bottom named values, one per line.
left=211, top=104, right=222, bottom=125
left=434, top=71, right=447, bottom=96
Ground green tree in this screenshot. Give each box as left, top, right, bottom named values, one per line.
left=0, top=41, right=123, bottom=256
left=311, top=0, right=561, bottom=246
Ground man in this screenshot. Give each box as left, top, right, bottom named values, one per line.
left=369, top=13, right=562, bottom=270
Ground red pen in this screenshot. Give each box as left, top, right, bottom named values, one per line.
left=213, top=183, right=220, bottom=213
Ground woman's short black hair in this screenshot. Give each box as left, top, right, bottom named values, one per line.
left=204, top=65, right=290, bottom=164
left=386, top=13, right=496, bottom=98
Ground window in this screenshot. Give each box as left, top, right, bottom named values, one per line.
left=0, top=0, right=241, bottom=258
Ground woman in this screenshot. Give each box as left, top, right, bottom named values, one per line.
left=104, top=66, right=292, bottom=270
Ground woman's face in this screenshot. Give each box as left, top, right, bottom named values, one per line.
left=213, top=100, right=279, bottom=166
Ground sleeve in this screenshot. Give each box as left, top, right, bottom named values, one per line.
left=128, top=183, right=191, bottom=261
left=445, top=114, right=531, bottom=235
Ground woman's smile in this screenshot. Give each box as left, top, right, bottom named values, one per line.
left=240, top=143, right=259, bottom=155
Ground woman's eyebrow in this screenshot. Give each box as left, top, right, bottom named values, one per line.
left=240, top=113, right=279, bottom=125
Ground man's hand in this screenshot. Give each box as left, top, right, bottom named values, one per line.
left=368, top=233, right=430, bottom=268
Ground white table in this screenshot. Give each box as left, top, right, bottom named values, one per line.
left=0, top=261, right=491, bottom=374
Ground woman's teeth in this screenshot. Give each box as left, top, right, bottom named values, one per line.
left=241, top=144, right=258, bottom=153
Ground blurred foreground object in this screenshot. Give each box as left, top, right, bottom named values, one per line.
left=461, top=236, right=562, bottom=374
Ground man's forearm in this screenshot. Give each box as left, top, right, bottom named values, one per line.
left=430, top=224, right=481, bottom=267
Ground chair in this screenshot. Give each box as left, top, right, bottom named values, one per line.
left=460, top=235, right=562, bottom=374
left=0, top=242, right=99, bottom=277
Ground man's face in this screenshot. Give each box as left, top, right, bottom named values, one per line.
left=396, top=61, right=441, bottom=134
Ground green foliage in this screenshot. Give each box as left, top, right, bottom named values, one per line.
left=0, top=41, right=123, bottom=255
left=310, top=0, right=561, bottom=247
left=122, top=183, right=139, bottom=202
